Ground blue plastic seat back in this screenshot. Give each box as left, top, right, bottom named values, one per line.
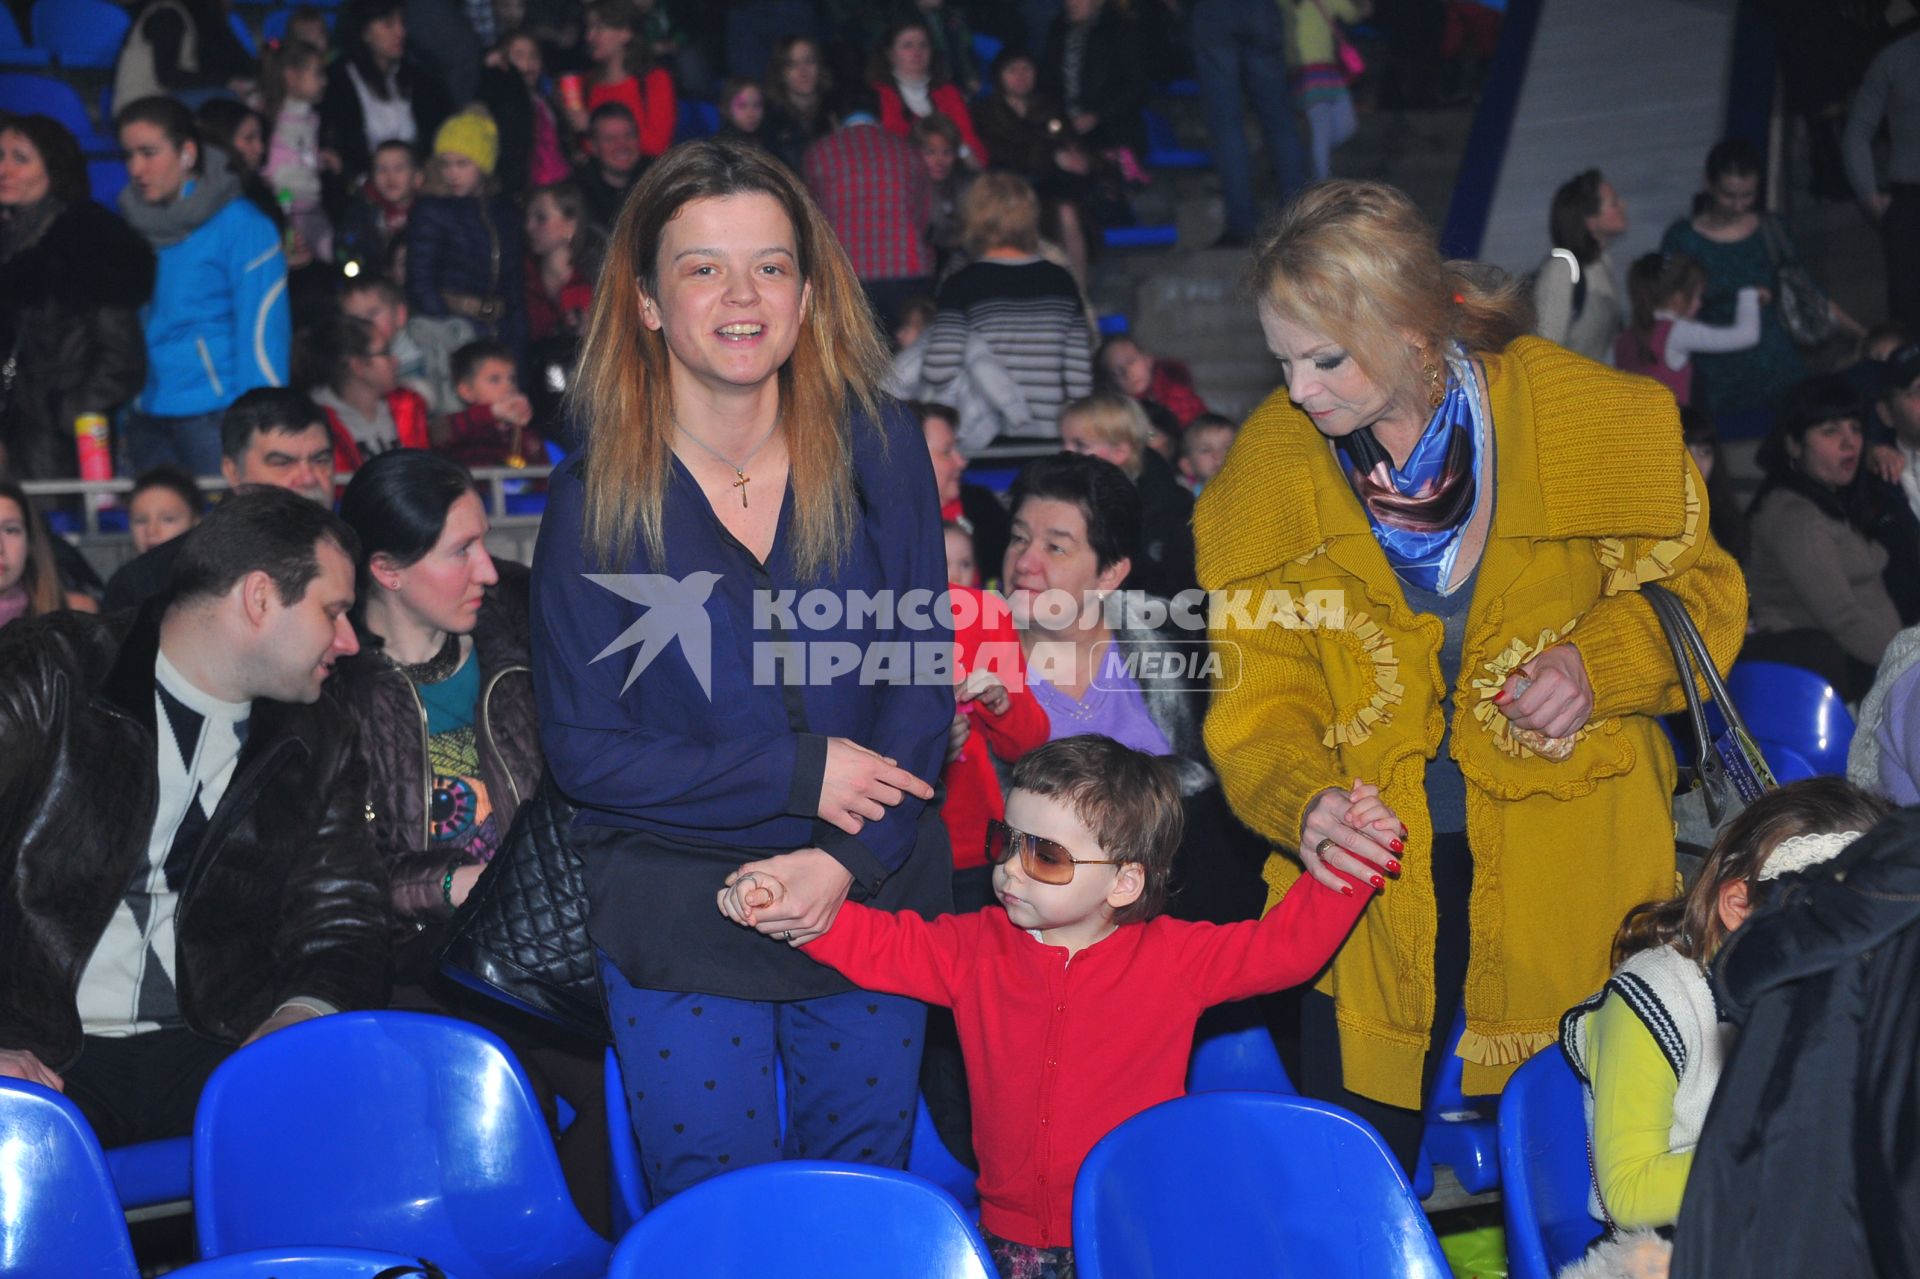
left=0, top=72, right=113, bottom=149
left=1497, top=1048, right=1602, bottom=1279
left=175, top=1247, right=469, bottom=1278
left=1415, top=1007, right=1501, bottom=1195
left=1724, top=660, right=1855, bottom=776
left=1073, top=1092, right=1452, bottom=1279
left=32, top=0, right=130, bottom=68
left=606, top=1044, right=976, bottom=1236
left=193, top=1011, right=611, bottom=1279
left=1186, top=1022, right=1295, bottom=1095
left=0, top=5, right=52, bottom=66
left=0, top=1078, right=142, bottom=1279
left=104, top=1134, right=192, bottom=1209
left=607, top=1161, right=995, bottom=1279
left=89, top=155, right=130, bottom=206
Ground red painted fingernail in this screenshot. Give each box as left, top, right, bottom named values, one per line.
left=1386, top=860, right=1401, bottom=874
left=1389, top=838, right=1404, bottom=853
left=1370, top=875, right=1384, bottom=889
left=1493, top=691, right=1509, bottom=704
left=1341, top=885, right=1354, bottom=896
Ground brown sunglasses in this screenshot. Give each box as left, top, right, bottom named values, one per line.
left=985, top=818, right=1118, bottom=886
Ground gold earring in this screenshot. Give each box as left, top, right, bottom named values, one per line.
left=1423, top=357, right=1445, bottom=410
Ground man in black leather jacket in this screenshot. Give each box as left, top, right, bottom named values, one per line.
left=0, top=489, right=390, bottom=1145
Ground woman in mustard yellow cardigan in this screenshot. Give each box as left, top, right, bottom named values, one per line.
left=1194, top=181, right=1747, bottom=1170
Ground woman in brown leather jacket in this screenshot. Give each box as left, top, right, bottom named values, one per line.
left=333, top=448, right=608, bottom=1233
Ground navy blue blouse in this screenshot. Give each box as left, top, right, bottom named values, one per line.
left=531, top=402, right=955, bottom=997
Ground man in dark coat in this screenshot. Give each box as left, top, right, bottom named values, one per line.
left=0, top=489, right=388, bottom=1146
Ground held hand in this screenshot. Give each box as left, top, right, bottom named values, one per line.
left=0, top=1047, right=64, bottom=1091
left=731, top=848, right=853, bottom=945
left=319, top=148, right=343, bottom=174
left=241, top=1003, right=321, bottom=1048
left=1299, top=781, right=1403, bottom=894
left=945, top=709, right=972, bottom=766
left=717, top=870, right=785, bottom=926
left=1870, top=442, right=1907, bottom=485
left=957, top=668, right=1011, bottom=717
left=819, top=737, right=935, bottom=835
left=563, top=104, right=589, bottom=134
left=1867, top=193, right=1892, bottom=222
left=1497, top=644, right=1593, bottom=740
left=1071, top=112, right=1098, bottom=135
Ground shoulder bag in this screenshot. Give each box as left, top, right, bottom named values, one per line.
left=1643, top=583, right=1776, bottom=858
left=1759, top=214, right=1836, bottom=349
left=435, top=773, right=607, bottom=1040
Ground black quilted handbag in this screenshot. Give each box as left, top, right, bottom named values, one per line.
left=436, top=773, right=607, bottom=1040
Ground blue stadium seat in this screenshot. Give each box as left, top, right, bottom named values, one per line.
left=1142, top=107, right=1210, bottom=169
left=1096, top=312, right=1131, bottom=336
left=1074, top=1092, right=1451, bottom=1278
left=174, top=1248, right=471, bottom=1278
left=1413, top=1008, right=1501, bottom=1197
left=1724, top=660, right=1855, bottom=777
left=607, top=1162, right=995, bottom=1279
left=0, top=5, right=51, bottom=68
left=90, top=156, right=130, bottom=205
left=605, top=1044, right=977, bottom=1237
left=1498, top=1048, right=1603, bottom=1279
left=228, top=9, right=257, bottom=57
left=105, top=1135, right=192, bottom=1210
left=1186, top=1021, right=1295, bottom=1094
left=32, top=0, right=131, bottom=69
left=193, top=1011, right=611, bottom=1279
left=0, top=72, right=116, bottom=150
left=1102, top=224, right=1178, bottom=249
left=0, top=1078, right=143, bottom=1279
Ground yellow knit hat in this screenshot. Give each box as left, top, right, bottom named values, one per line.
left=433, top=109, right=498, bottom=176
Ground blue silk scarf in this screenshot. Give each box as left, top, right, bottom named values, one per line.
left=1336, top=354, right=1485, bottom=595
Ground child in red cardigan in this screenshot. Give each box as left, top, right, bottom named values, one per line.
left=433, top=340, right=547, bottom=469
left=719, top=736, right=1390, bottom=1275
left=942, top=577, right=1050, bottom=909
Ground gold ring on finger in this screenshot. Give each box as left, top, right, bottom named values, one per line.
left=1316, top=837, right=1338, bottom=855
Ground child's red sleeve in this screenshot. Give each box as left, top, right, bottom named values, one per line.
left=1170, top=872, right=1376, bottom=1007
left=967, top=609, right=1050, bottom=762
left=798, top=902, right=968, bottom=1008
left=976, top=683, right=1050, bottom=762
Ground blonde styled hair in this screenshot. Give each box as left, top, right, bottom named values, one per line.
left=961, top=171, right=1041, bottom=258
left=1060, top=392, right=1152, bottom=478
left=1249, top=180, right=1532, bottom=406
left=569, top=138, right=889, bottom=575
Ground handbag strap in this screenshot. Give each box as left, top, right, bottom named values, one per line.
left=1642, top=583, right=1757, bottom=744
left=1758, top=213, right=1798, bottom=270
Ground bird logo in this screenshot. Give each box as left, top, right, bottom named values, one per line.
left=585, top=572, right=723, bottom=697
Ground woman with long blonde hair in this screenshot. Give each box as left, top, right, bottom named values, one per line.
left=1195, top=179, right=1748, bottom=1170
left=530, top=138, right=953, bottom=1202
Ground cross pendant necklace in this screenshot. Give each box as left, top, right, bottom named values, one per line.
left=675, top=414, right=782, bottom=509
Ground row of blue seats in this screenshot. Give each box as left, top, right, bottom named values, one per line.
left=2, top=1009, right=1468, bottom=1279
left=0, top=0, right=126, bottom=70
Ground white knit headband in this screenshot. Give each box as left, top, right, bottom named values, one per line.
left=1758, top=830, right=1864, bottom=882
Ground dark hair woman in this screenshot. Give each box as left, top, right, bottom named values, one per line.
left=332, top=448, right=609, bottom=1231
left=1744, top=374, right=1907, bottom=700
left=762, top=34, right=836, bottom=174
left=318, top=0, right=455, bottom=223
left=871, top=16, right=990, bottom=168
left=0, top=478, right=69, bottom=626
left=0, top=116, right=154, bottom=482
left=1196, top=179, right=1747, bottom=1171
left=116, top=97, right=288, bottom=479
left=532, top=138, right=951, bottom=1203
left=1532, top=167, right=1627, bottom=361
left=1660, top=137, right=1863, bottom=439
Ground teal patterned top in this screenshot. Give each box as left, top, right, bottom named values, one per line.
left=1659, top=217, right=1806, bottom=419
